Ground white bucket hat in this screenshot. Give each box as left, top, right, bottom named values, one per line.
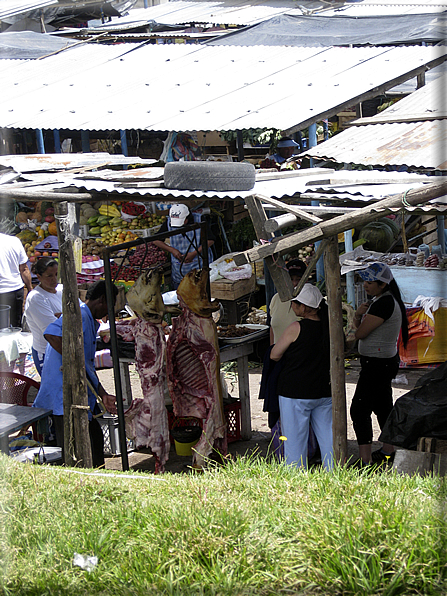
left=292, top=283, right=323, bottom=309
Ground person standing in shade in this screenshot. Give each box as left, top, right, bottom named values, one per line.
left=351, top=262, right=409, bottom=466
left=152, top=204, right=215, bottom=289
left=270, top=137, right=300, bottom=165
left=33, top=280, right=118, bottom=468
left=271, top=284, right=333, bottom=470
left=24, top=257, right=63, bottom=375
left=0, top=232, right=32, bottom=328
left=269, top=259, right=307, bottom=344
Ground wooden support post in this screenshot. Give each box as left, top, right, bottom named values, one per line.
left=244, top=195, right=293, bottom=302
left=323, top=235, right=347, bottom=464
left=54, top=202, right=92, bottom=468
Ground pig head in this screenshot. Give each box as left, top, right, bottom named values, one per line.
left=176, top=269, right=220, bottom=317
left=127, top=266, right=181, bottom=323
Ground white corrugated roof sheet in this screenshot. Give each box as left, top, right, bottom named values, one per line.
left=0, top=43, right=445, bottom=133
left=304, top=120, right=447, bottom=169
left=304, top=72, right=447, bottom=169
left=80, top=0, right=315, bottom=31
left=353, top=72, right=447, bottom=123
left=319, top=1, right=447, bottom=16
left=5, top=167, right=436, bottom=201
left=0, top=0, right=55, bottom=20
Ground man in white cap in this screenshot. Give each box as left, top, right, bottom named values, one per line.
left=153, top=204, right=215, bottom=289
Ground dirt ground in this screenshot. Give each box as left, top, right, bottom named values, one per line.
left=97, top=358, right=426, bottom=475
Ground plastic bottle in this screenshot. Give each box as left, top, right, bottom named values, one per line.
left=431, top=244, right=443, bottom=259
left=418, top=244, right=430, bottom=259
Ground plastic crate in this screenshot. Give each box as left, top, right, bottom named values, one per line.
left=224, top=400, right=241, bottom=443
left=167, top=400, right=241, bottom=444
left=98, top=415, right=133, bottom=455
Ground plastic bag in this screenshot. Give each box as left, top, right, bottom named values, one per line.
left=220, top=263, right=253, bottom=281
left=379, top=362, right=447, bottom=449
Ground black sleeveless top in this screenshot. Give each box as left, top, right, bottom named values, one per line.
left=277, top=318, right=331, bottom=399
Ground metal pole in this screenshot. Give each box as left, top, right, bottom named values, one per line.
left=344, top=230, right=355, bottom=307
left=81, top=130, right=90, bottom=153
left=53, top=129, right=61, bottom=153
left=308, top=123, right=324, bottom=283
left=120, top=130, right=128, bottom=170
left=236, top=130, right=244, bottom=162
left=103, top=250, right=129, bottom=471
left=437, top=215, right=445, bottom=250
left=36, top=129, right=45, bottom=154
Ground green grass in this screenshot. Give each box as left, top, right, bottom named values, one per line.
left=1, top=453, right=446, bottom=596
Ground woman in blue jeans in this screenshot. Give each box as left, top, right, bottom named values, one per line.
left=271, top=284, right=333, bottom=471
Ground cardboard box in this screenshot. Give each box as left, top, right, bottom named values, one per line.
left=210, top=275, right=256, bottom=301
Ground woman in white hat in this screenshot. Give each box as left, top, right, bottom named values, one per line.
left=270, top=283, right=333, bottom=470
left=351, top=262, right=409, bottom=466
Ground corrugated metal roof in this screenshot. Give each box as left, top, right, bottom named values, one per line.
left=303, top=120, right=447, bottom=169
left=353, top=72, right=447, bottom=124
left=0, top=43, right=444, bottom=133
left=6, top=167, right=435, bottom=200
left=303, top=72, right=447, bottom=169
left=319, top=1, right=447, bottom=17
left=0, top=0, right=56, bottom=20
left=0, top=152, right=157, bottom=172
left=79, top=0, right=315, bottom=31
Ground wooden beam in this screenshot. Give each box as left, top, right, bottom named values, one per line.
left=0, top=188, right=95, bottom=202
left=55, top=201, right=92, bottom=468
left=323, top=235, right=347, bottom=464
left=233, top=180, right=447, bottom=265
left=254, top=193, right=322, bottom=225
left=244, top=195, right=293, bottom=302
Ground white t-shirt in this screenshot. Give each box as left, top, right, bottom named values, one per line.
left=0, top=233, right=28, bottom=293
left=269, top=293, right=299, bottom=344
left=24, top=284, right=63, bottom=355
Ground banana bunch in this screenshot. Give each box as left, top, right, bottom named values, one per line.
left=99, top=204, right=121, bottom=218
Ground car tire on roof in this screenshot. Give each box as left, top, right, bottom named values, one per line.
left=164, top=161, right=256, bottom=192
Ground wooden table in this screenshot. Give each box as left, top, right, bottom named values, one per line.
left=117, top=331, right=268, bottom=441
left=0, top=403, right=52, bottom=454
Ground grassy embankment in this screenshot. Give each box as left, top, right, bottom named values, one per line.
left=1, top=453, right=445, bottom=596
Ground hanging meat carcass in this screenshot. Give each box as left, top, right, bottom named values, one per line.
left=167, top=268, right=227, bottom=469
left=116, top=266, right=181, bottom=473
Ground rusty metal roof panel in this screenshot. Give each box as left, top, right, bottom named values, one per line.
left=303, top=120, right=447, bottom=170
left=0, top=43, right=445, bottom=133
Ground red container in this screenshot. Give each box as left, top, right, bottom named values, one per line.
left=167, top=400, right=242, bottom=444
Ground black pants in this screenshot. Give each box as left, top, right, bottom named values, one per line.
left=52, top=415, right=105, bottom=468
left=350, top=354, right=400, bottom=445
left=1, top=287, right=24, bottom=328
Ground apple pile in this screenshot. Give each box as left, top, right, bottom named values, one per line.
left=26, top=240, right=58, bottom=263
